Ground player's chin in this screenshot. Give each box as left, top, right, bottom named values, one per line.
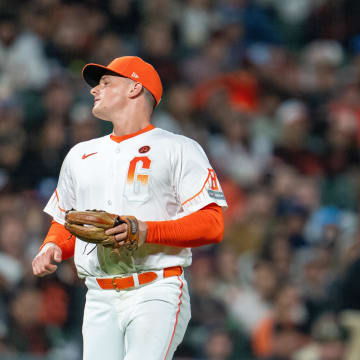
left=92, top=106, right=109, bottom=121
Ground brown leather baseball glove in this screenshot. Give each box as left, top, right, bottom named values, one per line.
left=64, top=210, right=139, bottom=252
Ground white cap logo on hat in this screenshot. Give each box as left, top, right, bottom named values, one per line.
left=131, top=72, right=139, bottom=78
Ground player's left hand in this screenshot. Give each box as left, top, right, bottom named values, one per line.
left=65, top=210, right=146, bottom=253
left=105, top=220, right=148, bottom=248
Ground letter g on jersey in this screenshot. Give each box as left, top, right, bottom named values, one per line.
left=124, top=156, right=152, bottom=202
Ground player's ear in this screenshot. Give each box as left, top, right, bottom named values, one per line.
left=128, top=82, right=143, bottom=99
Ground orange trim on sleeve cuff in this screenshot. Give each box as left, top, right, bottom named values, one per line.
left=41, top=221, right=75, bottom=260
left=146, top=203, right=224, bottom=248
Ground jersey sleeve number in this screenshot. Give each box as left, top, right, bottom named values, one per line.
left=124, top=156, right=151, bottom=202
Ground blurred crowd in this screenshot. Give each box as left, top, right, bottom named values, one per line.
left=2, top=0, right=360, bottom=359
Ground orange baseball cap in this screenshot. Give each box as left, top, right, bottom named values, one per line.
left=82, top=56, right=163, bottom=106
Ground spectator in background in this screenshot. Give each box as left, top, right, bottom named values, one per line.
left=295, top=246, right=337, bottom=322
left=226, top=186, right=275, bottom=258
left=17, top=119, right=68, bottom=191
left=299, top=40, right=344, bottom=97
left=0, top=214, right=28, bottom=267
left=181, top=32, right=232, bottom=85
left=227, top=260, right=278, bottom=336
left=262, top=231, right=294, bottom=283
left=69, top=103, right=100, bottom=145
left=185, top=251, right=229, bottom=357
left=0, top=99, right=26, bottom=191
left=0, top=12, right=50, bottom=96
left=273, top=99, right=323, bottom=176
left=138, top=20, right=180, bottom=86
left=42, top=77, right=74, bottom=124
left=214, top=0, right=281, bottom=45
left=46, top=3, right=107, bottom=68
left=320, top=106, right=360, bottom=210
left=294, top=313, right=348, bottom=360
left=0, top=131, right=26, bottom=192
left=105, top=0, right=142, bottom=39
left=252, top=283, right=310, bottom=359
left=180, top=0, right=217, bottom=50
left=203, top=328, right=235, bottom=360
left=152, top=82, right=207, bottom=143
left=250, top=91, right=282, bottom=158
left=208, top=108, right=267, bottom=187
left=6, top=288, right=50, bottom=355
left=0, top=99, right=24, bottom=138
left=141, top=0, right=181, bottom=25
left=89, top=31, right=130, bottom=66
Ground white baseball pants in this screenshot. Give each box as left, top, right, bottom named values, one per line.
left=82, top=273, right=191, bottom=360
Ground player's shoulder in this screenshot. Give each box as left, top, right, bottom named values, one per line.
left=152, top=127, right=202, bottom=149
left=66, top=135, right=109, bottom=158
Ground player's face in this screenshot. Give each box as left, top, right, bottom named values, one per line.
left=90, top=75, right=132, bottom=120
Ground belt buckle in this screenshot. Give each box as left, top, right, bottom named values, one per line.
left=112, top=277, right=121, bottom=292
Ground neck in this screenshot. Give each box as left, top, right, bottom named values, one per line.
left=111, top=101, right=152, bottom=136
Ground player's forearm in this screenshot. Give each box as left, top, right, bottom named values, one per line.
left=40, top=220, right=75, bottom=260
left=145, top=203, right=224, bottom=247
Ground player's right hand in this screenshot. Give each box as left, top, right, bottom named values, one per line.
left=32, top=244, right=62, bottom=277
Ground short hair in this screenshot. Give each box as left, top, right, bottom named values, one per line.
left=143, top=86, right=156, bottom=110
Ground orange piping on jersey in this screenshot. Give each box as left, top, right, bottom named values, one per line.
left=181, top=171, right=211, bottom=206
left=40, top=221, right=75, bottom=260
left=164, top=276, right=183, bottom=360
left=146, top=203, right=224, bottom=248
left=55, top=189, right=66, bottom=213
left=110, top=124, right=155, bottom=143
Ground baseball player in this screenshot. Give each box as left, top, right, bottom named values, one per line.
left=32, top=56, right=227, bottom=360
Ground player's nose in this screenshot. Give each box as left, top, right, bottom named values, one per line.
left=90, top=85, right=99, bottom=96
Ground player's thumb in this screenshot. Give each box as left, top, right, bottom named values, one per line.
left=53, top=247, right=62, bottom=263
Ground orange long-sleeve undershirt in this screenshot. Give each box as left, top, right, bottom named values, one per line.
left=146, top=203, right=224, bottom=247
left=40, top=221, right=75, bottom=260
left=40, top=203, right=224, bottom=258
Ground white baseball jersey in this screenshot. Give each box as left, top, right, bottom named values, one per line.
left=44, top=125, right=227, bottom=278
